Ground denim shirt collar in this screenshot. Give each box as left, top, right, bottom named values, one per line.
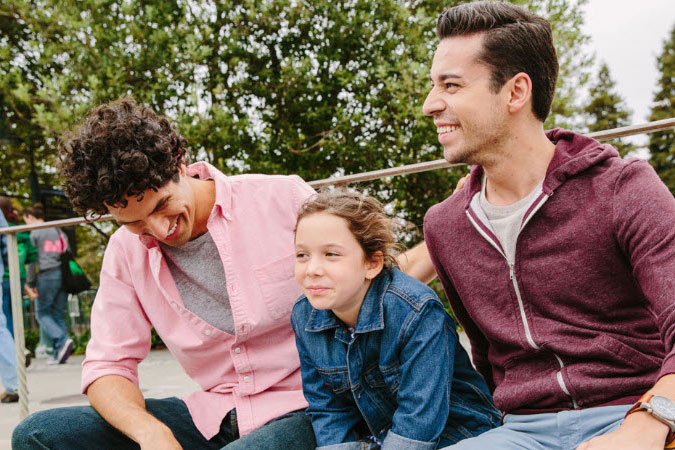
left=304, top=269, right=391, bottom=335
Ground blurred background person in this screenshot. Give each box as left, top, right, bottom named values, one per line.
left=0, top=207, right=19, bottom=402
left=23, top=204, right=74, bottom=365
left=0, top=196, right=38, bottom=337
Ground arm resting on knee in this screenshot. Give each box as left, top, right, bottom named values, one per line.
left=87, top=374, right=182, bottom=449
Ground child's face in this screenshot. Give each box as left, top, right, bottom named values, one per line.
left=294, top=212, right=382, bottom=327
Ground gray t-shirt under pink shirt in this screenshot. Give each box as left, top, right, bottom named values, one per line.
left=161, top=232, right=235, bottom=335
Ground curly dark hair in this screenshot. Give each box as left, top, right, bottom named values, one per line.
left=58, top=98, right=189, bottom=217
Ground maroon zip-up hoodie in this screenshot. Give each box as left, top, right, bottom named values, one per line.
left=424, top=128, right=675, bottom=414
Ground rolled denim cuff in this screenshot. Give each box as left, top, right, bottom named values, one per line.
left=382, top=431, right=437, bottom=450
left=316, top=442, right=369, bottom=450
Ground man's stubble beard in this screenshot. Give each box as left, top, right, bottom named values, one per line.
left=443, top=111, right=509, bottom=166
left=443, top=121, right=510, bottom=167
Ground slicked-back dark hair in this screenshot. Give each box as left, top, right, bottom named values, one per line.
left=437, top=1, right=558, bottom=122
left=58, top=98, right=189, bottom=217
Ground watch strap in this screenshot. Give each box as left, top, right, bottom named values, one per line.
left=626, top=393, right=675, bottom=448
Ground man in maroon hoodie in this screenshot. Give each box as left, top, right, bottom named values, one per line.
left=416, top=2, right=675, bottom=449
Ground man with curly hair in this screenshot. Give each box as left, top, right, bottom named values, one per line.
left=12, top=98, right=317, bottom=449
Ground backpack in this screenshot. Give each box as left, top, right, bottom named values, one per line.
left=57, top=230, right=91, bottom=295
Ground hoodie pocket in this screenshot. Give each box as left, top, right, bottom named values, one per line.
left=564, top=334, right=661, bottom=406
left=253, top=253, right=302, bottom=319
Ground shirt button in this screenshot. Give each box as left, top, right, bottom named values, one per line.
left=234, top=347, right=241, bottom=354
left=204, top=329, right=212, bottom=336
left=171, top=302, right=177, bottom=308
left=243, top=376, right=250, bottom=382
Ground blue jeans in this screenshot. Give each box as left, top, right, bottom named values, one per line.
left=443, top=404, right=632, bottom=449
left=0, top=283, right=17, bottom=392
left=35, top=269, right=68, bottom=352
left=12, top=397, right=316, bottom=449
left=1, top=279, right=21, bottom=337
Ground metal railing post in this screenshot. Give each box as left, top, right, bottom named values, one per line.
left=7, top=233, right=28, bottom=419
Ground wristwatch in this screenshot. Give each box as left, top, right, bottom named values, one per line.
left=626, top=393, right=675, bottom=448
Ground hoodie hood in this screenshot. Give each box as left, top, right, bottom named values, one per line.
left=462, top=128, right=619, bottom=208
left=543, top=128, right=619, bottom=192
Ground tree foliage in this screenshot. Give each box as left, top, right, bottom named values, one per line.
left=1, top=0, right=595, bottom=283
left=649, top=24, right=675, bottom=195
left=584, top=63, right=633, bottom=157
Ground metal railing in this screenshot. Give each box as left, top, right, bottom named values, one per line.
left=1, top=116, right=674, bottom=421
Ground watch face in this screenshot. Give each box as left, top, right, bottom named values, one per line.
left=652, top=396, right=675, bottom=421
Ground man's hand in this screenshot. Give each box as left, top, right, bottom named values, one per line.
left=137, top=424, right=183, bottom=450
left=576, top=410, right=668, bottom=450
left=88, top=375, right=183, bottom=449
left=453, top=173, right=470, bottom=194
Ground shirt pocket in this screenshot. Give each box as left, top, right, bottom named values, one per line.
left=363, top=364, right=400, bottom=394
left=317, top=366, right=350, bottom=394
left=253, top=253, right=302, bottom=319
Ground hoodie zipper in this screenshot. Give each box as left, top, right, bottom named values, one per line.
left=466, top=192, right=578, bottom=409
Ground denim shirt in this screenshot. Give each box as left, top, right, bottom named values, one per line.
left=291, top=267, right=498, bottom=450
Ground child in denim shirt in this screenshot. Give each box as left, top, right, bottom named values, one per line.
left=291, top=190, right=498, bottom=449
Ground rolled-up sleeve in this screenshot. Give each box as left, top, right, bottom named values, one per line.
left=81, top=240, right=152, bottom=393
left=382, top=430, right=437, bottom=450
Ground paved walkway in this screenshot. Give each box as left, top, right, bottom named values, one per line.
left=0, top=350, right=198, bottom=448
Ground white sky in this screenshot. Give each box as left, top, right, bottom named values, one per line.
left=582, top=0, right=675, bottom=128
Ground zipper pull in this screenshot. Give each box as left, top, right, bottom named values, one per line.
left=509, top=263, right=515, bottom=280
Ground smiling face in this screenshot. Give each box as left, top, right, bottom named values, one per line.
left=423, top=33, right=510, bottom=165
left=106, top=166, right=208, bottom=247
left=294, top=212, right=383, bottom=327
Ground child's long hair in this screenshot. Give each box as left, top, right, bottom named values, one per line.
left=295, top=189, right=400, bottom=272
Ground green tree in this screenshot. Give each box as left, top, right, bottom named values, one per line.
left=648, top=23, right=675, bottom=195
left=1, top=0, right=594, bottom=251
left=584, top=63, right=633, bottom=156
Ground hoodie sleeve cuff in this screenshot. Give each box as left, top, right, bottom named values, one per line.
left=658, top=352, right=675, bottom=380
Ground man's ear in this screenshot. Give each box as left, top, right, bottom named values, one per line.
left=506, top=72, right=532, bottom=115
left=365, top=251, right=385, bottom=280
left=178, top=164, right=187, bottom=177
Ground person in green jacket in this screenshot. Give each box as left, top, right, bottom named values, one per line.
left=0, top=196, right=38, bottom=337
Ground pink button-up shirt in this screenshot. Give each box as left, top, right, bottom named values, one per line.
left=81, top=162, right=315, bottom=439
